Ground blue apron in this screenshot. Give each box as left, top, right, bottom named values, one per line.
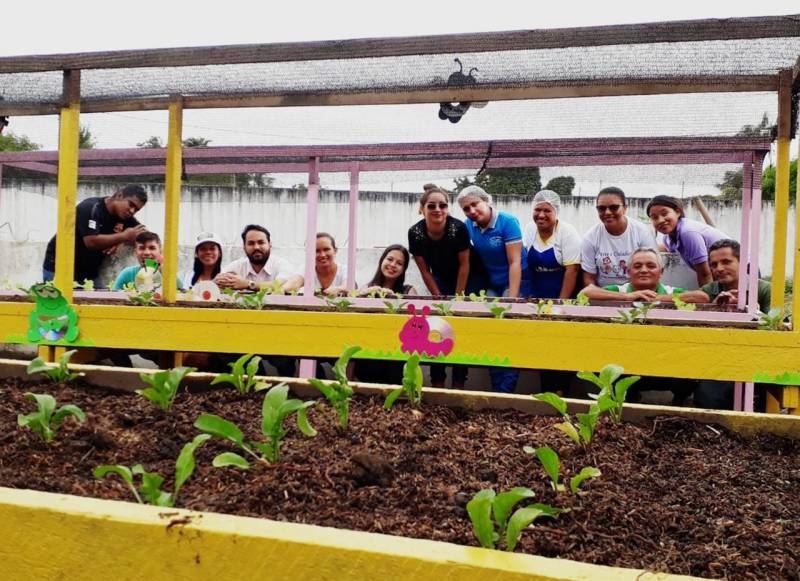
left=526, top=243, right=564, bottom=299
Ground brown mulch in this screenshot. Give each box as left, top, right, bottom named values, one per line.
left=1, top=378, right=798, bottom=580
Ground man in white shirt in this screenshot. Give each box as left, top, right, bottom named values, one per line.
left=216, top=224, right=303, bottom=292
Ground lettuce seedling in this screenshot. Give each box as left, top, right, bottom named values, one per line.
left=127, top=288, right=160, bottom=306
left=17, top=392, right=86, bottom=443
left=26, top=349, right=82, bottom=383
left=467, top=487, right=564, bottom=551
left=211, top=353, right=267, bottom=394
left=384, top=354, right=423, bottom=409
left=757, top=307, right=787, bottom=331
left=94, top=434, right=209, bottom=507
left=431, top=302, right=454, bottom=316
left=524, top=446, right=601, bottom=495
left=533, top=392, right=600, bottom=446
left=487, top=299, right=511, bottom=319
left=232, top=287, right=270, bottom=309
left=383, top=300, right=408, bottom=314
left=578, top=364, right=640, bottom=424
left=137, top=366, right=197, bottom=412
left=195, top=383, right=316, bottom=465
left=672, top=293, right=697, bottom=311
left=467, top=290, right=489, bottom=302
left=325, top=296, right=353, bottom=312
left=308, top=345, right=360, bottom=430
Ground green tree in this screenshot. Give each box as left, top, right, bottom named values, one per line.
left=137, top=136, right=164, bottom=148
left=0, top=132, right=40, bottom=152
left=182, top=136, right=211, bottom=148
left=544, top=176, right=575, bottom=196
left=456, top=167, right=541, bottom=196
left=761, top=160, right=798, bottom=202
left=736, top=112, right=773, bottom=138
left=716, top=113, right=777, bottom=199
left=79, top=126, right=96, bottom=149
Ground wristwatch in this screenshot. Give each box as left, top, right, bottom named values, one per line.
left=248, top=280, right=257, bottom=291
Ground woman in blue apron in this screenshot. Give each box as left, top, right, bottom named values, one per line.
left=522, top=190, right=582, bottom=300
left=522, top=190, right=583, bottom=395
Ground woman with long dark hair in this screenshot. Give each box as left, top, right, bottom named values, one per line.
left=360, top=244, right=417, bottom=296
left=182, top=232, right=223, bottom=288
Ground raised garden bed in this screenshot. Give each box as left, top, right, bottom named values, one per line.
left=1, top=361, right=798, bottom=580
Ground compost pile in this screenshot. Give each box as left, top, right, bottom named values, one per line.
left=1, top=378, right=798, bottom=580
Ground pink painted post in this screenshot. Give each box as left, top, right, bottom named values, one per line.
left=346, top=162, right=360, bottom=290
left=748, top=153, right=765, bottom=313
left=743, top=382, right=755, bottom=413
left=733, top=382, right=744, bottom=411
left=737, top=157, right=752, bottom=310
left=299, top=157, right=321, bottom=380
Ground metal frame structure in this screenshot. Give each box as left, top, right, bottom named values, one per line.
left=0, top=15, right=799, bottom=414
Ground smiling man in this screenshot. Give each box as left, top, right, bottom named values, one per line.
left=215, top=224, right=303, bottom=293
left=695, top=239, right=771, bottom=312
left=42, top=185, right=148, bottom=288
left=580, top=247, right=699, bottom=303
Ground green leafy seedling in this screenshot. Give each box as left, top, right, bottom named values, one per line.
left=26, top=349, right=82, bottom=383
left=488, top=300, right=512, bottom=319
left=195, top=383, right=316, bottom=465
left=137, top=366, right=196, bottom=412
left=308, top=345, right=360, bottom=430
left=127, top=289, right=159, bottom=306
left=233, top=287, right=269, bottom=309
left=384, top=354, right=423, bottom=409
left=533, top=392, right=600, bottom=446
left=466, top=487, right=564, bottom=551
left=468, top=290, right=488, bottom=303
left=672, top=292, right=697, bottom=311
left=94, top=434, right=209, bottom=507
left=524, top=446, right=601, bottom=496
left=757, top=307, right=787, bottom=331
left=325, top=296, right=353, bottom=312
left=578, top=364, right=640, bottom=423
left=17, top=392, right=86, bottom=443
left=211, top=353, right=267, bottom=394
left=383, top=300, right=408, bottom=314
left=431, top=302, right=454, bottom=316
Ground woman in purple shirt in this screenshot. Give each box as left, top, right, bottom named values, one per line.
left=646, top=195, right=728, bottom=286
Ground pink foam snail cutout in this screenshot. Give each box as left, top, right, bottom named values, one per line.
left=399, top=304, right=454, bottom=357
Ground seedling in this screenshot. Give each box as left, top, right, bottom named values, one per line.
left=211, top=353, right=267, bottom=394
left=137, top=366, right=196, bottom=411
left=431, top=302, right=454, bottom=316
left=757, top=307, right=787, bottom=331
left=365, top=288, right=390, bottom=299
left=672, top=292, right=696, bottom=311
left=127, top=288, right=159, bottom=306
left=384, top=354, right=423, bottom=409
left=308, top=345, right=360, bottom=430
left=383, top=299, right=408, bottom=314
left=26, top=349, right=82, bottom=383
left=613, top=301, right=660, bottom=324
left=578, top=364, right=640, bottom=424
left=467, top=487, right=564, bottom=551
left=232, top=287, right=269, bottom=309
left=487, top=299, right=512, bottom=319
left=533, top=392, right=600, bottom=446
left=325, top=296, right=353, bottom=312
left=534, top=299, right=554, bottom=315
left=523, top=446, right=601, bottom=495
left=467, top=290, right=489, bottom=303
left=195, top=383, right=316, bottom=465
left=17, top=392, right=86, bottom=443
left=94, top=434, right=209, bottom=507
left=75, top=279, right=94, bottom=291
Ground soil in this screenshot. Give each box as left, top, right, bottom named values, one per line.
left=1, top=378, right=798, bottom=580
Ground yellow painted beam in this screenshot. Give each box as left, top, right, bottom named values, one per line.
left=4, top=302, right=800, bottom=383
left=162, top=99, right=183, bottom=304
left=793, top=133, right=800, bottom=324
left=0, top=487, right=698, bottom=581
left=54, top=70, right=81, bottom=301
left=770, top=69, right=793, bottom=310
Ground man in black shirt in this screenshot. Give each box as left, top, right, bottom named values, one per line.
left=42, top=185, right=148, bottom=288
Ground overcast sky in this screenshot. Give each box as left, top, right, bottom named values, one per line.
left=2, top=1, right=798, bottom=194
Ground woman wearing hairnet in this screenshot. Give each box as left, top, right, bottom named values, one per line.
left=522, top=190, right=583, bottom=299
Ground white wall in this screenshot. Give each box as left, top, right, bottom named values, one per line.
left=0, top=179, right=790, bottom=288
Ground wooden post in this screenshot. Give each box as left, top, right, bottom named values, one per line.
left=770, top=69, right=792, bottom=309
left=162, top=98, right=183, bottom=305
left=346, top=162, right=360, bottom=290
left=299, top=157, right=321, bottom=379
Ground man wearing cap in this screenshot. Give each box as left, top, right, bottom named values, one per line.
left=42, top=185, right=149, bottom=288
left=215, top=224, right=303, bottom=293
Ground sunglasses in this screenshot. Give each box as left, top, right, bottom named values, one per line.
left=596, top=204, right=622, bottom=213
left=425, top=202, right=448, bottom=210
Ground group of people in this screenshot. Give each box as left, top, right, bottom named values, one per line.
left=42, top=183, right=769, bottom=408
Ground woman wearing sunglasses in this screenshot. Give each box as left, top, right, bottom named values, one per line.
left=581, top=186, right=657, bottom=288
left=408, top=184, right=470, bottom=297
left=408, top=183, right=470, bottom=388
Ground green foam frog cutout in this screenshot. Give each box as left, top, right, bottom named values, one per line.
left=27, top=283, right=79, bottom=343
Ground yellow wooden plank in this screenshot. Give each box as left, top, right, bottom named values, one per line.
left=54, top=78, right=81, bottom=301
left=162, top=99, right=183, bottom=304
left=770, top=70, right=793, bottom=310
left=0, top=487, right=698, bottom=581
left=782, top=386, right=800, bottom=409
left=4, top=302, right=800, bottom=383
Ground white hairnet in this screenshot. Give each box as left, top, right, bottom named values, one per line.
left=456, top=185, right=493, bottom=206
left=532, top=189, right=561, bottom=214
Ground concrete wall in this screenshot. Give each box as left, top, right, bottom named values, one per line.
left=0, top=179, right=785, bottom=288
